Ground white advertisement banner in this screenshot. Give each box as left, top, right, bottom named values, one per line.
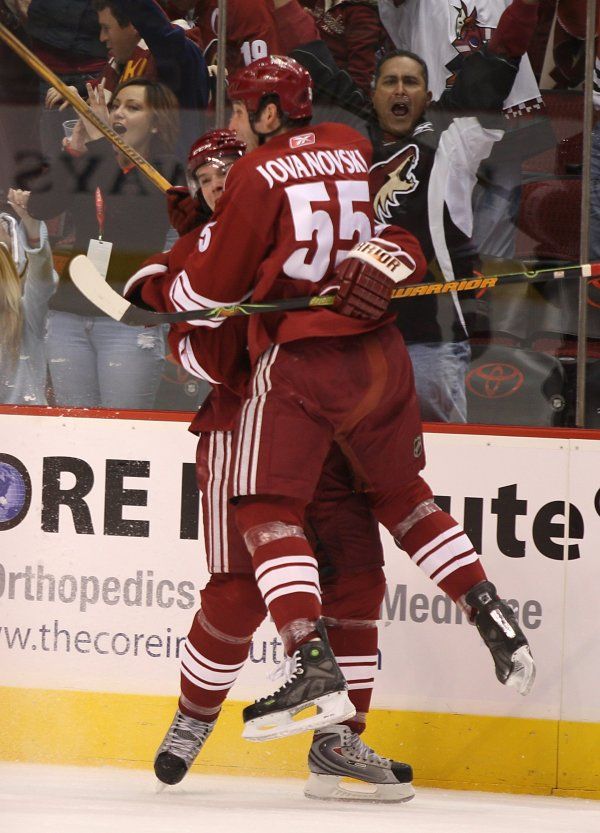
left=1, top=414, right=598, bottom=723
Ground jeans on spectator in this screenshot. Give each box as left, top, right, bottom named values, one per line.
left=590, top=122, right=600, bottom=262
left=46, top=311, right=165, bottom=409
left=407, top=340, right=471, bottom=424
left=471, top=158, right=522, bottom=260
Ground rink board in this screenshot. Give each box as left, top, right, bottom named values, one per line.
left=1, top=409, right=599, bottom=798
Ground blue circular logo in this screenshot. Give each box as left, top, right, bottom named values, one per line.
left=0, top=454, right=32, bottom=530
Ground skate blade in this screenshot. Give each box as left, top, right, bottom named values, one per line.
left=242, top=690, right=356, bottom=742
left=506, top=646, right=536, bottom=696
left=304, top=773, right=415, bottom=804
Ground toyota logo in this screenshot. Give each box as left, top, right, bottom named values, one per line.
left=587, top=278, right=600, bottom=310
left=466, top=362, right=524, bottom=399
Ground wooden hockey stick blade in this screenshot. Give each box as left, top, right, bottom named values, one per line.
left=69, top=256, right=600, bottom=326
left=69, top=255, right=178, bottom=325
left=0, top=23, right=171, bottom=194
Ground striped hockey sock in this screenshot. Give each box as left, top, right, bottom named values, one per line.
left=398, top=510, right=486, bottom=603
left=179, top=610, right=252, bottom=721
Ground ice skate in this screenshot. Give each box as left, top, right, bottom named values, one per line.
left=242, top=620, right=355, bottom=741
left=154, top=709, right=215, bottom=785
left=304, top=723, right=415, bottom=803
left=465, top=580, right=536, bottom=696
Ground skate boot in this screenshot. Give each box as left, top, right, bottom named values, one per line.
left=154, top=709, right=215, bottom=785
left=242, top=619, right=355, bottom=742
left=465, top=580, right=535, bottom=696
left=305, top=724, right=415, bottom=803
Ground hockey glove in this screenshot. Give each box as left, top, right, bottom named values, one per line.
left=332, top=239, right=417, bottom=320
left=166, top=187, right=206, bottom=236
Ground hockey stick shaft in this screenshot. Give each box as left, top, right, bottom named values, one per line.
left=69, top=255, right=600, bottom=327
left=0, top=23, right=172, bottom=193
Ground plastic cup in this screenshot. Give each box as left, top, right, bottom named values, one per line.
left=62, top=119, right=79, bottom=141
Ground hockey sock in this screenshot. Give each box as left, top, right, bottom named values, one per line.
left=327, top=624, right=378, bottom=735
left=397, top=509, right=486, bottom=603
left=236, top=496, right=321, bottom=653
left=323, top=568, right=385, bottom=735
left=180, top=611, right=250, bottom=721
left=179, top=575, right=266, bottom=721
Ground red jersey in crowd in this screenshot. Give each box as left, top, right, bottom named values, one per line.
left=168, top=0, right=281, bottom=72
left=301, top=1, right=387, bottom=93
left=99, top=25, right=205, bottom=94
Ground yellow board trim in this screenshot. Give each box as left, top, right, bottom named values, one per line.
left=1, top=686, right=598, bottom=799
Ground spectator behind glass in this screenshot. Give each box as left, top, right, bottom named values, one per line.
left=165, top=0, right=281, bottom=74
left=43, top=0, right=209, bottom=158
left=272, top=0, right=372, bottom=120
left=0, top=1, right=40, bottom=193
left=22, top=0, right=106, bottom=95
left=300, top=1, right=388, bottom=95
left=368, top=2, right=539, bottom=423
left=0, top=191, right=57, bottom=405
left=25, top=77, right=180, bottom=410
left=377, top=0, right=544, bottom=260
left=15, top=0, right=107, bottom=157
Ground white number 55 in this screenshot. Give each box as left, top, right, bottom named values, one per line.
left=283, top=181, right=372, bottom=283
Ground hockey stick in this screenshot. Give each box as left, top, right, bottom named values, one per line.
left=69, top=255, right=600, bottom=327
left=0, top=23, right=172, bottom=193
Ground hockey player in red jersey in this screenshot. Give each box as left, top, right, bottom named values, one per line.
left=166, top=0, right=281, bottom=73
left=152, top=56, right=535, bottom=744
left=127, top=128, right=414, bottom=801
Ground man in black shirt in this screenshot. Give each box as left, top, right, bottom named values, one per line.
left=368, top=0, right=539, bottom=422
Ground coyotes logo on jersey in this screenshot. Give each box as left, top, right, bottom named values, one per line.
left=452, top=1, right=493, bottom=54
left=446, top=2, right=494, bottom=85
left=373, top=144, right=420, bottom=223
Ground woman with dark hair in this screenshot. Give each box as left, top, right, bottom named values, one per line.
left=23, top=77, right=181, bottom=409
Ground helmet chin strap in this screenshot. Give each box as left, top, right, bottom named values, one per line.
left=249, top=106, right=283, bottom=145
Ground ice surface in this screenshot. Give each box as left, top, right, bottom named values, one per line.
left=1, top=763, right=598, bottom=833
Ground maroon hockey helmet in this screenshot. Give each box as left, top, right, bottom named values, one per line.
left=228, top=56, right=313, bottom=120
left=187, top=128, right=247, bottom=177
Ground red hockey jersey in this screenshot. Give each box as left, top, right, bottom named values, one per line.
left=124, top=225, right=249, bottom=431
left=179, top=0, right=281, bottom=73
left=165, top=122, right=426, bottom=364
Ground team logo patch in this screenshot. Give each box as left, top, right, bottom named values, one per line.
left=445, top=2, right=494, bottom=86
left=466, top=363, right=524, bottom=399
left=452, top=2, right=491, bottom=54
left=373, top=144, right=420, bottom=222
left=289, top=132, right=315, bottom=149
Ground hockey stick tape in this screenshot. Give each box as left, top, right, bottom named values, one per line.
left=348, top=240, right=413, bottom=284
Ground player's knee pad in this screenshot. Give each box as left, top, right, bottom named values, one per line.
left=199, top=574, right=267, bottom=639
left=322, top=566, right=386, bottom=622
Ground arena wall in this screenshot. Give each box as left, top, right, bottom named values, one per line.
left=1, top=408, right=599, bottom=799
